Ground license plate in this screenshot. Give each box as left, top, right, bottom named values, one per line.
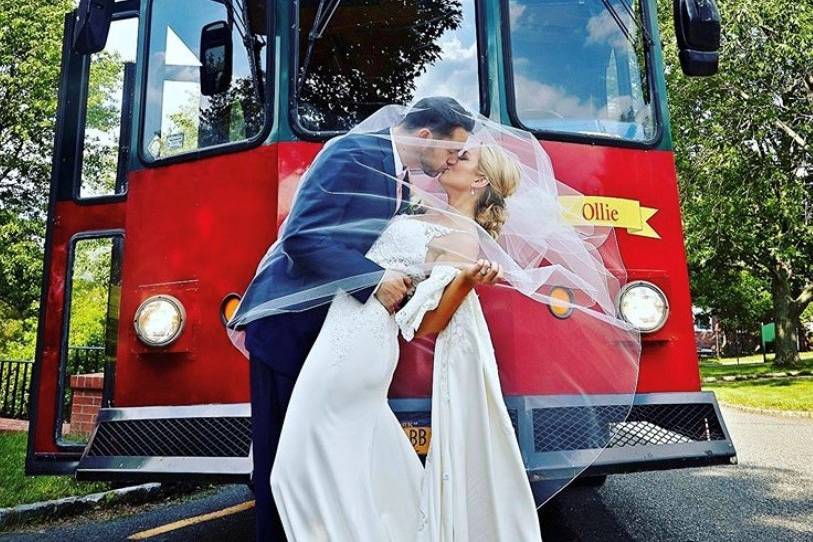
left=402, top=425, right=431, bottom=455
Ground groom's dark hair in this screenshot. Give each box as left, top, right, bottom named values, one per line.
left=400, top=97, right=475, bottom=137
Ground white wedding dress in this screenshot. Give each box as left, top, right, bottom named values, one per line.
left=270, top=214, right=541, bottom=542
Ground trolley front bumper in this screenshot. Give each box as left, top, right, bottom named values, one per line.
left=76, top=392, right=736, bottom=486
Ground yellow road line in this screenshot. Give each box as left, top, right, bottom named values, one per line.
left=127, top=500, right=255, bottom=540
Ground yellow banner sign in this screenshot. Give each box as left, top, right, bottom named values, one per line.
left=559, top=196, right=660, bottom=239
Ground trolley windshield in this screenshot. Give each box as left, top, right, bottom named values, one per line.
left=507, top=0, right=657, bottom=143
left=295, top=0, right=482, bottom=133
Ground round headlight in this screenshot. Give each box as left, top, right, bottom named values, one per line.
left=617, top=281, right=669, bottom=333
left=134, top=295, right=186, bottom=346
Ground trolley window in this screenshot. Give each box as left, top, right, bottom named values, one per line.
left=506, top=0, right=657, bottom=143
left=294, top=0, right=484, bottom=134
left=80, top=17, right=138, bottom=198
left=141, top=0, right=269, bottom=162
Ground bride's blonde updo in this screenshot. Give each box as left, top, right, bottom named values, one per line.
left=474, top=145, right=521, bottom=239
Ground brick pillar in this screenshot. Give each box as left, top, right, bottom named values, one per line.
left=69, top=373, right=104, bottom=435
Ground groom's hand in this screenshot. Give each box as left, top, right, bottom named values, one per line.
left=375, top=270, right=412, bottom=313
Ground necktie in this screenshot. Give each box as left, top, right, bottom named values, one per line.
left=396, top=170, right=410, bottom=214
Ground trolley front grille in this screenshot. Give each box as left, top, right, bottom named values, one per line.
left=87, top=416, right=251, bottom=458
left=533, top=403, right=726, bottom=453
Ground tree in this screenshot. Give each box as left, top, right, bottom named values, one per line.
left=81, top=51, right=127, bottom=197
left=0, top=0, right=73, bottom=215
left=66, top=238, right=113, bottom=349
left=157, top=76, right=265, bottom=157
left=0, top=1, right=124, bottom=359
left=690, top=266, right=772, bottom=356
left=0, top=0, right=72, bottom=360
left=0, top=211, right=43, bottom=360
left=297, top=0, right=463, bottom=131
left=660, top=0, right=813, bottom=366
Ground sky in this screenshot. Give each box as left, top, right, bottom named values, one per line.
left=411, top=0, right=480, bottom=112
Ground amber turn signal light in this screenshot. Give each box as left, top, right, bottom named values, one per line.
left=548, top=287, right=574, bottom=319
left=221, top=293, right=242, bottom=325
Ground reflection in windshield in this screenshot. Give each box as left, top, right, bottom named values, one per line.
left=81, top=18, right=141, bottom=199
left=297, top=0, right=479, bottom=132
left=509, top=0, right=655, bottom=142
left=142, top=0, right=266, bottom=160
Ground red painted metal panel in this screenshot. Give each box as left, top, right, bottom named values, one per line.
left=537, top=141, right=700, bottom=394
left=35, top=137, right=699, bottom=440
left=33, top=201, right=125, bottom=454
left=267, top=141, right=700, bottom=398
left=114, top=145, right=278, bottom=407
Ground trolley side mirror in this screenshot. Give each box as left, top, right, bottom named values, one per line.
left=673, top=0, right=721, bottom=77
left=200, top=21, right=233, bottom=96
left=73, top=0, right=114, bottom=55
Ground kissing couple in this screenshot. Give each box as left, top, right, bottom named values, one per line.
left=229, top=97, right=552, bottom=541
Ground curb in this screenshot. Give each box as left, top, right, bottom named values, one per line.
left=0, top=482, right=187, bottom=530
left=719, top=402, right=813, bottom=419
left=701, top=371, right=813, bottom=384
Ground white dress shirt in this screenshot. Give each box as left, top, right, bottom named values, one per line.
left=390, top=128, right=408, bottom=212
left=373, top=129, right=407, bottom=298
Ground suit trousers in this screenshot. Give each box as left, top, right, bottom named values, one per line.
left=250, top=355, right=296, bottom=542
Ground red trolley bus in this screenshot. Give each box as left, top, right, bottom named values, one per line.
left=26, top=0, right=734, bottom=499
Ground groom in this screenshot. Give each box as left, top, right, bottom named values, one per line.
left=232, top=97, right=474, bottom=541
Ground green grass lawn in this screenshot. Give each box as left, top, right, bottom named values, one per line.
left=699, top=352, right=813, bottom=378
left=0, top=431, right=109, bottom=508
left=705, top=378, right=813, bottom=412
left=706, top=350, right=813, bottom=365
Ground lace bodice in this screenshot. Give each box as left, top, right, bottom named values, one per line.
left=365, top=215, right=455, bottom=280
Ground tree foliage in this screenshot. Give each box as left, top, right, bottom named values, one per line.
left=0, top=0, right=73, bottom=214
left=66, top=239, right=113, bottom=349
left=81, top=51, right=126, bottom=197
left=0, top=0, right=72, bottom=359
left=0, top=211, right=43, bottom=360
left=297, top=0, right=463, bottom=131
left=1, top=1, right=121, bottom=359
left=660, top=0, right=813, bottom=365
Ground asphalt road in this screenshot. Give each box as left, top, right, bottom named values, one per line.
left=544, top=406, right=813, bottom=541
left=2, top=406, right=811, bottom=541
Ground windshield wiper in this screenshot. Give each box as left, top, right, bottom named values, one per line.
left=600, top=0, right=652, bottom=50
left=618, top=0, right=653, bottom=48
left=230, top=0, right=267, bottom=101
left=297, top=0, right=342, bottom=94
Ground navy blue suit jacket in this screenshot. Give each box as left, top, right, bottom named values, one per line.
left=231, top=132, right=409, bottom=377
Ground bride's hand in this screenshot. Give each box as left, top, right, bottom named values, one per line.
left=375, top=269, right=413, bottom=313
left=462, top=259, right=502, bottom=286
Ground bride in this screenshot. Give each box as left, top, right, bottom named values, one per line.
left=269, top=143, right=543, bottom=542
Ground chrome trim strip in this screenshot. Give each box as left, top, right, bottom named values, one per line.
left=95, top=403, right=250, bottom=423
left=78, top=455, right=251, bottom=475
